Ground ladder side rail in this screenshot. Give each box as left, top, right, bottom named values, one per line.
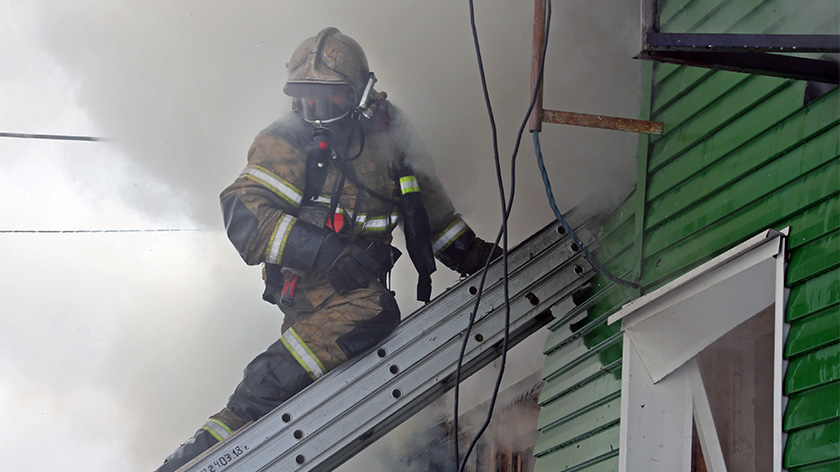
left=292, top=256, right=596, bottom=471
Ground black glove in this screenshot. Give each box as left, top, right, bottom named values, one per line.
left=313, top=236, right=380, bottom=294
left=459, top=238, right=503, bottom=276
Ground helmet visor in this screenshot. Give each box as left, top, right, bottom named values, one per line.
left=300, top=90, right=354, bottom=124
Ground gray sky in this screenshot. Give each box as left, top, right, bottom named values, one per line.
left=0, top=1, right=640, bottom=470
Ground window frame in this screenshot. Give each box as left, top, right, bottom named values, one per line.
left=608, top=228, right=789, bottom=471
left=639, top=0, right=840, bottom=84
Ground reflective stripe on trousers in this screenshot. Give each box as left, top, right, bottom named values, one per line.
left=201, top=418, right=234, bottom=442
left=227, top=273, right=400, bottom=422
left=281, top=327, right=327, bottom=381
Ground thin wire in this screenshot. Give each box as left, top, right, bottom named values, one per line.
left=453, top=0, right=508, bottom=464
left=457, top=0, right=638, bottom=464
left=0, top=132, right=106, bottom=142
left=453, top=1, right=554, bottom=469
left=454, top=0, right=636, bottom=467
left=0, top=228, right=205, bottom=233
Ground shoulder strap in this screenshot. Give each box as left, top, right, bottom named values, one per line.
left=303, top=146, right=329, bottom=203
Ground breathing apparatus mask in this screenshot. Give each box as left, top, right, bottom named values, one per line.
left=292, top=72, right=378, bottom=133
left=300, top=91, right=353, bottom=125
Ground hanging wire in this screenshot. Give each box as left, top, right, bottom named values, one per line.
left=0, top=132, right=106, bottom=142
left=452, top=0, right=509, bottom=464
left=453, top=1, right=554, bottom=469
left=455, top=0, right=638, bottom=468
left=0, top=228, right=205, bottom=233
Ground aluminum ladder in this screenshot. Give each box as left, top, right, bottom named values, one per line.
left=180, top=210, right=599, bottom=472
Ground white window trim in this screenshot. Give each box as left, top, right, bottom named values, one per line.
left=607, top=228, right=789, bottom=472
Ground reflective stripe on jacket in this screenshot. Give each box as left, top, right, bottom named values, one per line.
left=220, top=106, right=476, bottom=273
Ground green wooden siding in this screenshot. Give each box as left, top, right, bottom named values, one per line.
left=785, top=343, right=840, bottom=395
left=787, top=268, right=840, bottom=323
left=787, top=230, right=840, bottom=285
left=788, top=459, right=840, bottom=472
left=785, top=382, right=840, bottom=432
left=534, top=0, right=840, bottom=468
left=785, top=306, right=840, bottom=358
left=645, top=98, right=840, bottom=233
left=785, top=421, right=840, bottom=470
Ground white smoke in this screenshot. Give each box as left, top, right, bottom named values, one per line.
left=1, top=1, right=641, bottom=470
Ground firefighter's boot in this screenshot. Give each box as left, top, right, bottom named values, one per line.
left=154, top=408, right=247, bottom=472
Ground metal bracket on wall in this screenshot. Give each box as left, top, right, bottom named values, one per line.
left=179, top=211, right=599, bottom=472
left=528, top=0, right=665, bottom=135
left=639, top=0, right=840, bottom=85
left=636, top=49, right=840, bottom=85
left=540, top=109, right=664, bottom=136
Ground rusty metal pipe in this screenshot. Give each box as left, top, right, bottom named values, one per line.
left=542, top=109, right=664, bottom=135
left=529, top=0, right=546, bottom=133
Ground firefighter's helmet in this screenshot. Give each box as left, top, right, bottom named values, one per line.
left=284, top=27, right=370, bottom=125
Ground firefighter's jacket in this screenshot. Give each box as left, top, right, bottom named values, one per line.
left=220, top=102, right=480, bottom=286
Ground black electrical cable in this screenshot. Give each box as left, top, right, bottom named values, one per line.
left=0, top=132, right=106, bottom=142
left=453, top=1, right=554, bottom=470
left=452, top=0, right=509, bottom=465
left=0, top=228, right=204, bottom=233
left=454, top=0, right=637, bottom=468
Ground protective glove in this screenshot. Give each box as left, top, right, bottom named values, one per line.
left=313, top=235, right=380, bottom=294
left=459, top=238, right=503, bottom=276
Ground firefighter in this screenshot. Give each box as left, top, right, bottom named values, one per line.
left=154, top=27, right=499, bottom=472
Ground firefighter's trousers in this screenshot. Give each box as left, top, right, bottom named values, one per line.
left=154, top=273, right=400, bottom=472
left=228, top=272, right=401, bottom=421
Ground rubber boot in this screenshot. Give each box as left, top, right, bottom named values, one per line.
left=154, top=408, right=247, bottom=472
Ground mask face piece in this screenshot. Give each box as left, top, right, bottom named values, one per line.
left=301, top=91, right=353, bottom=125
